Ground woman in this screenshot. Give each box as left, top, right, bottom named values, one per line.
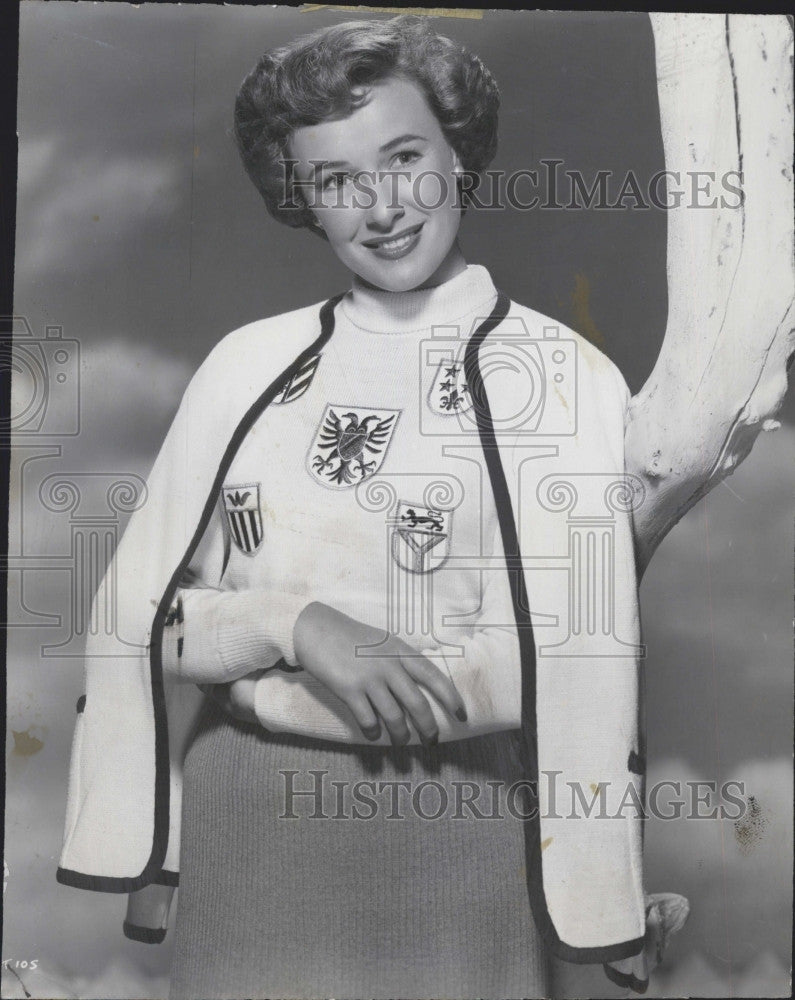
left=58, top=15, right=649, bottom=998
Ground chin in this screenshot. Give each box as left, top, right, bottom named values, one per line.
left=371, top=272, right=428, bottom=293
left=355, top=255, right=449, bottom=293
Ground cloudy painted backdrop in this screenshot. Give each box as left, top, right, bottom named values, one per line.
left=5, top=4, right=792, bottom=998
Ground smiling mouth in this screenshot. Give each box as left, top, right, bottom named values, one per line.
left=361, top=223, right=424, bottom=258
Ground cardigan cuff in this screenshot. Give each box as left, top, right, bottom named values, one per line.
left=123, top=921, right=167, bottom=945
left=603, top=961, right=648, bottom=993
left=215, top=590, right=307, bottom=673
left=164, top=588, right=308, bottom=682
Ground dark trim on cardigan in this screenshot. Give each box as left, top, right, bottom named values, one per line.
left=56, top=294, right=345, bottom=894
left=465, top=290, right=646, bottom=965
left=603, top=961, right=649, bottom=994
left=155, top=869, right=179, bottom=887
left=123, top=921, right=167, bottom=945
left=628, top=749, right=646, bottom=775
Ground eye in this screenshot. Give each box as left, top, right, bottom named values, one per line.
left=394, top=149, right=420, bottom=166
left=321, top=172, right=351, bottom=191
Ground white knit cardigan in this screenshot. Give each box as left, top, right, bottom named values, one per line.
left=58, top=287, right=647, bottom=967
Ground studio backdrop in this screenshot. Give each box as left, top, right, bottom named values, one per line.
left=4, top=4, right=792, bottom=998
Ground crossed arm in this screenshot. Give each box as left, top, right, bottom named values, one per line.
left=161, top=499, right=522, bottom=746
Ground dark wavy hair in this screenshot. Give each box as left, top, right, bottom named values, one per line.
left=233, top=15, right=500, bottom=230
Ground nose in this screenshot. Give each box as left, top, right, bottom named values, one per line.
left=364, top=171, right=406, bottom=232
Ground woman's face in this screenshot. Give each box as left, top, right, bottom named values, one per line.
left=289, top=75, right=465, bottom=292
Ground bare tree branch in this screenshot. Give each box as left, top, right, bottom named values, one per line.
left=627, top=14, right=794, bottom=578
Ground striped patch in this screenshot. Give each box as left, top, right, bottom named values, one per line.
left=275, top=353, right=321, bottom=404
left=223, top=483, right=264, bottom=554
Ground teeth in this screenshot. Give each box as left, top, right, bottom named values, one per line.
left=370, top=228, right=418, bottom=251
left=380, top=233, right=412, bottom=250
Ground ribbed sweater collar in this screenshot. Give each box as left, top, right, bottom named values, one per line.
left=339, top=263, right=498, bottom=335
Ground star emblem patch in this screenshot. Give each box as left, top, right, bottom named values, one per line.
left=428, top=359, right=473, bottom=415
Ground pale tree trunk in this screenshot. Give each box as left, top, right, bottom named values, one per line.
left=627, top=13, right=794, bottom=578
left=604, top=15, right=794, bottom=986
left=125, top=11, right=795, bottom=956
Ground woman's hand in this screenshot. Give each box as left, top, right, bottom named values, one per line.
left=293, top=601, right=467, bottom=746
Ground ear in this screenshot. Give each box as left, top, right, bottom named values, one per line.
left=308, top=215, right=329, bottom=241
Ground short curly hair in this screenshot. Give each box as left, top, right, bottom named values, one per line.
left=233, top=15, right=500, bottom=230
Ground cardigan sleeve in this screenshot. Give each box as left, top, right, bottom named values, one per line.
left=162, top=587, right=308, bottom=681
left=160, top=492, right=308, bottom=682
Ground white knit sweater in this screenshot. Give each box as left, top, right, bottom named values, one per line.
left=165, top=265, right=523, bottom=743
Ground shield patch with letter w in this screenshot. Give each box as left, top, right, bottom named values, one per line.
left=223, top=482, right=264, bottom=554
left=391, top=500, right=451, bottom=574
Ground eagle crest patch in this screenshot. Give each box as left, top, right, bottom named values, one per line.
left=223, top=483, right=264, bottom=554
left=307, top=405, right=399, bottom=489
left=391, top=500, right=451, bottom=574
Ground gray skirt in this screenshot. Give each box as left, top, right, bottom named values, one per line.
left=169, top=697, right=550, bottom=1000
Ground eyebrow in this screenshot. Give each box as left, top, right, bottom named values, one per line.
left=379, top=133, right=428, bottom=153
left=308, top=134, right=428, bottom=177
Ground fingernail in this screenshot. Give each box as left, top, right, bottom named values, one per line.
left=428, top=732, right=439, bottom=746
left=456, top=706, right=468, bottom=722
left=363, top=727, right=380, bottom=741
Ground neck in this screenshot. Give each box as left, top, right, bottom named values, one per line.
left=415, top=239, right=467, bottom=290
left=342, top=262, right=498, bottom=335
